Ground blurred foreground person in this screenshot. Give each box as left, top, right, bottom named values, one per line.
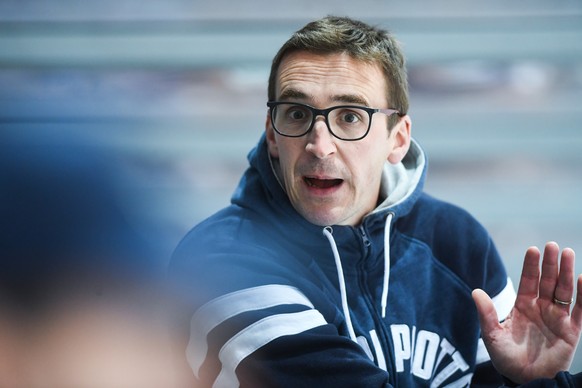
left=0, top=129, right=193, bottom=387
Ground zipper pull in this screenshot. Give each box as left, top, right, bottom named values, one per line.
left=359, top=225, right=371, bottom=247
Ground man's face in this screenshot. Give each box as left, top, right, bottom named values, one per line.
left=266, top=51, right=411, bottom=226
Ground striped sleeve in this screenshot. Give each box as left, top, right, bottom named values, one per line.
left=186, top=284, right=327, bottom=387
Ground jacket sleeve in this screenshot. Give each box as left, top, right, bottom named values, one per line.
left=505, top=372, right=582, bottom=387
left=181, top=282, right=395, bottom=388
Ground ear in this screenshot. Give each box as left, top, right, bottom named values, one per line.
left=265, top=111, right=280, bottom=158
left=387, top=115, right=412, bottom=164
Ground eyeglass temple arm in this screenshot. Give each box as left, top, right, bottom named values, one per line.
left=377, top=108, right=403, bottom=117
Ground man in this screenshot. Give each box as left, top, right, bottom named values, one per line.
left=170, top=16, right=581, bottom=387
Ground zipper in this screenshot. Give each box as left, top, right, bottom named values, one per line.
left=359, top=225, right=371, bottom=248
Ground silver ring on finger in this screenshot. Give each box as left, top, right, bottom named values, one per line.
left=553, top=296, right=574, bottom=306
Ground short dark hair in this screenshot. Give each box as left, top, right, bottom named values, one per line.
left=268, top=16, right=409, bottom=129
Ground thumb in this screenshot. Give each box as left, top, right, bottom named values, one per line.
left=472, top=288, right=500, bottom=339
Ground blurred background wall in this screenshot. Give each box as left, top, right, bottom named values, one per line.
left=1, top=0, right=581, bottom=373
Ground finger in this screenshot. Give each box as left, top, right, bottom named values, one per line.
left=472, top=288, right=501, bottom=340
left=539, top=242, right=561, bottom=302
left=570, top=274, right=582, bottom=331
left=516, top=246, right=542, bottom=305
left=554, top=248, right=575, bottom=309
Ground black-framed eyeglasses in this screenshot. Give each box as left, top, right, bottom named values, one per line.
left=267, top=101, right=402, bottom=141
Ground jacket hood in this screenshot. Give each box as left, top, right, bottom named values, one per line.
left=371, top=135, right=426, bottom=223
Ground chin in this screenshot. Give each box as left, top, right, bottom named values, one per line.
left=301, top=211, right=345, bottom=227
left=298, top=211, right=328, bottom=226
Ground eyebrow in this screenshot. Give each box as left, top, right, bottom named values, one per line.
left=278, top=88, right=308, bottom=101
left=331, top=94, right=369, bottom=106
left=278, top=89, right=370, bottom=107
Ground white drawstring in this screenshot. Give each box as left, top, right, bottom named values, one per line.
left=322, top=226, right=358, bottom=343
left=381, top=213, right=393, bottom=318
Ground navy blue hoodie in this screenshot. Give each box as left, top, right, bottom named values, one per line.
left=171, top=135, right=579, bottom=387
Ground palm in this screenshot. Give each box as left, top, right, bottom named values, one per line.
left=473, top=242, right=582, bottom=384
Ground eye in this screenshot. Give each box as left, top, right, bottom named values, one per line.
left=288, top=109, right=305, bottom=120
left=343, top=112, right=359, bottom=123
left=288, top=108, right=307, bottom=121
left=339, top=109, right=364, bottom=124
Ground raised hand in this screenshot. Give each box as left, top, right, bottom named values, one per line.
left=472, top=242, right=582, bottom=384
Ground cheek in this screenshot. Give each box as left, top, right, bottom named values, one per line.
left=277, top=144, right=302, bottom=182
left=353, top=149, right=388, bottom=189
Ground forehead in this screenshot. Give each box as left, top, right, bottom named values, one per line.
left=276, top=51, right=387, bottom=107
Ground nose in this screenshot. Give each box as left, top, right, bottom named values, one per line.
left=305, top=117, right=336, bottom=159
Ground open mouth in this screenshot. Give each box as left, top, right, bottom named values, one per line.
left=304, top=177, right=343, bottom=189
